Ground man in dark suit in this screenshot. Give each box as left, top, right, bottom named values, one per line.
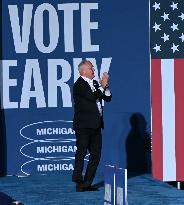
left=72, top=60, right=112, bottom=192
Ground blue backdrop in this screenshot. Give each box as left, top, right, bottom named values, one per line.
left=0, top=0, right=150, bottom=176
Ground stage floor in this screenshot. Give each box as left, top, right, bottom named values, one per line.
left=0, top=174, right=184, bottom=205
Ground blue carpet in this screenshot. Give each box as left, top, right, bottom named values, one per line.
left=0, top=174, right=184, bottom=205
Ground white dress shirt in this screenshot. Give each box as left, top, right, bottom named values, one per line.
left=81, top=76, right=111, bottom=116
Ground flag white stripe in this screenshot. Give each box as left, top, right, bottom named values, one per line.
left=161, top=59, right=176, bottom=181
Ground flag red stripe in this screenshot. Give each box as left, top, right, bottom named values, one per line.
left=151, top=59, right=163, bottom=180
left=174, top=59, right=184, bottom=181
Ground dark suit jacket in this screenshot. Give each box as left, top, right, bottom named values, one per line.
left=73, top=77, right=112, bottom=130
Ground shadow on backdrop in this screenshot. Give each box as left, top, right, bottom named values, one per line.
left=0, top=0, right=7, bottom=176
left=126, top=113, right=151, bottom=178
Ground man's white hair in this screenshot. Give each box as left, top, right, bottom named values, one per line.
left=78, top=60, right=91, bottom=72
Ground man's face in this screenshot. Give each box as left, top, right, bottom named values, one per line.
left=83, top=62, right=95, bottom=80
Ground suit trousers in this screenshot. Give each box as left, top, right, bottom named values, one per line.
left=72, top=128, right=102, bottom=184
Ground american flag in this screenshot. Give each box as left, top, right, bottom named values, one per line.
left=150, top=0, right=184, bottom=181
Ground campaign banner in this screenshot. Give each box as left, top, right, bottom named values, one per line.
left=1, top=0, right=111, bottom=176
left=0, top=0, right=150, bottom=176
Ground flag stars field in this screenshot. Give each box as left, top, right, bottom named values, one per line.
left=151, top=0, right=184, bottom=58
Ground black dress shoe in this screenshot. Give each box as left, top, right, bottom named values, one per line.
left=84, top=186, right=99, bottom=191
left=76, top=184, right=99, bottom=192
left=76, top=185, right=84, bottom=192
left=78, top=181, right=91, bottom=188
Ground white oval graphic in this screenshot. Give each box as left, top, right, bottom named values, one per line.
left=20, top=120, right=75, bottom=141
left=20, top=141, right=77, bottom=159
left=21, top=156, right=89, bottom=175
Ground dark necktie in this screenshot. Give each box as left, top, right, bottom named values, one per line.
left=93, top=81, right=99, bottom=90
